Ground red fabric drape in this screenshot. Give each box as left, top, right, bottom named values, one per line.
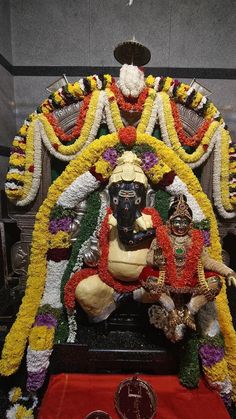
left=39, top=374, right=230, bottom=419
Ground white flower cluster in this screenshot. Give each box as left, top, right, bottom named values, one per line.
left=57, top=171, right=100, bottom=208
left=40, top=259, right=69, bottom=308
left=118, top=64, right=145, bottom=98
left=27, top=348, right=53, bottom=374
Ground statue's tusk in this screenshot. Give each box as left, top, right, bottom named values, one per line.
left=108, top=214, right=117, bottom=227
left=135, top=215, right=148, bottom=231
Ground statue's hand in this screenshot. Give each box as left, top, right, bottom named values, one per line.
left=226, top=271, right=236, bottom=287
left=142, top=276, right=160, bottom=295
left=135, top=215, right=152, bottom=231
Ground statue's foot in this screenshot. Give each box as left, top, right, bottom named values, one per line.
left=184, top=309, right=196, bottom=330
left=168, top=309, right=180, bottom=329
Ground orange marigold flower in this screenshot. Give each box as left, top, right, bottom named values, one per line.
left=118, top=126, right=137, bottom=146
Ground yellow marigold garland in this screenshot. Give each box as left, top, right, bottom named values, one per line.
left=161, top=91, right=220, bottom=163
left=105, top=87, right=123, bottom=130
left=203, top=359, right=228, bottom=383
left=220, top=128, right=234, bottom=211
left=38, top=89, right=101, bottom=155
left=29, top=326, right=55, bottom=351
left=137, top=88, right=156, bottom=134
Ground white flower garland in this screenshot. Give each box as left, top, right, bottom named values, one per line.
left=57, top=171, right=100, bottom=208
left=166, top=176, right=205, bottom=222
left=26, top=348, right=53, bottom=373
left=40, top=259, right=68, bottom=308
left=212, top=133, right=236, bottom=219
left=188, top=126, right=221, bottom=170
left=154, top=93, right=172, bottom=147
left=66, top=192, right=107, bottom=342
left=16, top=120, right=42, bottom=207
left=145, top=92, right=162, bottom=136
left=67, top=310, right=77, bottom=343
left=153, top=76, right=161, bottom=92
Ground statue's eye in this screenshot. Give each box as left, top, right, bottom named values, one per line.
left=113, top=197, right=119, bottom=205
left=135, top=197, right=141, bottom=205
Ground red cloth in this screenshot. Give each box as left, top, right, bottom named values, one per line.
left=39, top=373, right=230, bottom=419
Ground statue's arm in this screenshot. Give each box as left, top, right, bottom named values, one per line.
left=201, top=247, right=236, bottom=286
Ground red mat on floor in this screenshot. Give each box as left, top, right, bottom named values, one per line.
left=38, top=373, right=230, bottom=419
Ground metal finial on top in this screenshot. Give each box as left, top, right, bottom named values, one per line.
left=114, top=40, right=151, bottom=66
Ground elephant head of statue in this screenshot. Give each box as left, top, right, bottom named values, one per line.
left=108, top=152, right=155, bottom=246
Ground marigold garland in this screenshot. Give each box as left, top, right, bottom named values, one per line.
left=110, top=82, right=148, bottom=113
left=220, top=129, right=234, bottom=211
left=45, top=93, right=91, bottom=143
left=38, top=89, right=101, bottom=156
left=170, top=100, right=212, bottom=148
left=161, top=91, right=220, bottom=164
left=156, top=226, right=204, bottom=288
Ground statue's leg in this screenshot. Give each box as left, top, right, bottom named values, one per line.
left=134, top=288, right=175, bottom=310
left=75, top=274, right=116, bottom=322
left=196, top=301, right=220, bottom=337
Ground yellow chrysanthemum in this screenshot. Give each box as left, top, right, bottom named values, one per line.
left=29, top=326, right=55, bottom=351
left=18, top=125, right=28, bottom=137
left=16, top=405, right=34, bottom=419
left=73, top=81, right=83, bottom=97
left=94, top=159, right=112, bottom=178
left=9, top=154, right=26, bottom=166
left=48, top=231, right=71, bottom=248
left=87, top=76, right=97, bottom=90
left=203, top=358, right=228, bottom=382
left=191, top=91, right=203, bottom=108
left=104, top=74, right=112, bottom=86
left=12, top=139, right=26, bottom=150
left=9, top=386, right=22, bottom=403
left=146, top=75, right=155, bottom=87
left=162, top=77, right=173, bottom=92
left=6, top=173, right=24, bottom=182
left=205, top=102, right=218, bottom=119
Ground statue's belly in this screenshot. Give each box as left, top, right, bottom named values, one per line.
left=108, top=236, right=149, bottom=282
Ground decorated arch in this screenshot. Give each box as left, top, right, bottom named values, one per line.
left=2, top=66, right=236, bottom=416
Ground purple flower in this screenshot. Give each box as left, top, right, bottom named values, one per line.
left=27, top=369, right=47, bottom=392
left=102, top=148, right=118, bottom=167
left=199, top=344, right=224, bottom=368
left=49, top=217, right=72, bottom=234
left=34, top=313, right=57, bottom=329
left=221, top=391, right=232, bottom=408
left=202, top=230, right=211, bottom=247
left=142, top=152, right=158, bottom=171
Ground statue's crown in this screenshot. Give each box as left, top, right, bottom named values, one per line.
left=169, top=194, right=192, bottom=221
left=108, top=151, right=148, bottom=187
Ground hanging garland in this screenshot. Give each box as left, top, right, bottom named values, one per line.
left=170, top=100, right=212, bottom=148
left=45, top=93, right=92, bottom=143
left=5, top=74, right=235, bottom=216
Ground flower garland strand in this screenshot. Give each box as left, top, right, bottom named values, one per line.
left=156, top=226, right=204, bottom=288
left=170, top=100, right=212, bottom=147
left=45, top=93, right=92, bottom=143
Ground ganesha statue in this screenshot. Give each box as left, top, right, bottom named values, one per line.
left=68, top=153, right=236, bottom=340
